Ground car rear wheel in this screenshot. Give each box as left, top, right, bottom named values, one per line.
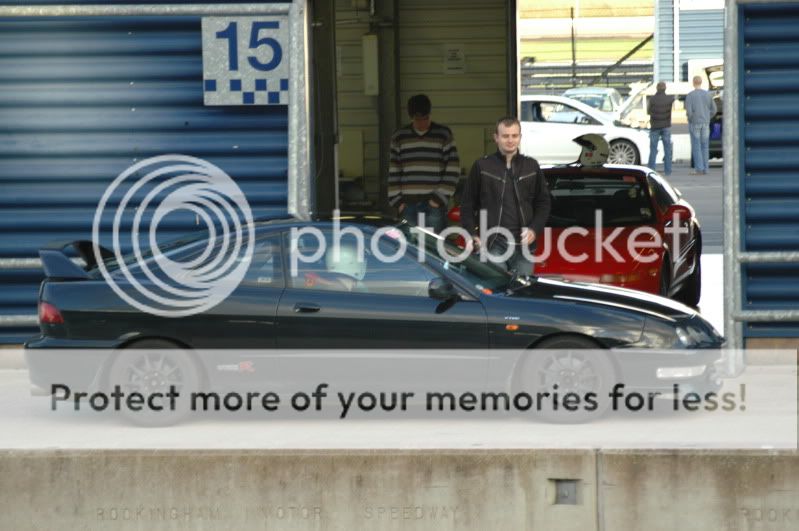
left=106, top=339, right=200, bottom=427
left=516, top=335, right=616, bottom=423
left=676, top=251, right=702, bottom=307
left=659, top=261, right=671, bottom=298
left=608, top=140, right=639, bottom=165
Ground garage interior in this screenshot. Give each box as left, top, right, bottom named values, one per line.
left=314, top=0, right=517, bottom=214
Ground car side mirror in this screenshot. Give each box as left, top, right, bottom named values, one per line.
left=428, top=278, right=458, bottom=301
left=665, top=204, right=691, bottom=223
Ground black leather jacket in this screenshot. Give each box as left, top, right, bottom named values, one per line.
left=460, top=151, right=551, bottom=240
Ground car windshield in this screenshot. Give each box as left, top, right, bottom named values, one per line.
left=567, top=94, right=607, bottom=110
left=546, top=174, right=655, bottom=227
left=398, top=225, right=513, bottom=293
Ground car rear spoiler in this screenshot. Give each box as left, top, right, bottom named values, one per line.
left=39, top=240, right=114, bottom=279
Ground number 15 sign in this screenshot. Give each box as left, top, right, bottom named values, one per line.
left=202, top=17, right=290, bottom=106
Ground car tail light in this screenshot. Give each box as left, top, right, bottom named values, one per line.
left=38, top=301, right=64, bottom=325
left=600, top=273, right=641, bottom=284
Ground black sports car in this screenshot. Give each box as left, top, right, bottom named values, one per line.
left=26, top=218, right=723, bottom=422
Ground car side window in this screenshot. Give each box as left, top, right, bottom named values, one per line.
left=241, top=236, right=284, bottom=288
left=521, top=101, right=534, bottom=122
left=360, top=237, right=436, bottom=297
left=541, top=102, right=600, bottom=125
left=286, top=230, right=435, bottom=297
left=159, top=234, right=283, bottom=288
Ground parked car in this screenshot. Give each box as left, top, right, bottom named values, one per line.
left=26, top=215, right=721, bottom=423
left=706, top=64, right=723, bottom=159
left=520, top=95, right=649, bottom=165
left=562, top=86, right=625, bottom=120
left=449, top=135, right=703, bottom=307
left=617, top=81, right=694, bottom=130
left=536, top=166, right=702, bottom=307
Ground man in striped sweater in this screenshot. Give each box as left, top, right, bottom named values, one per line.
left=388, top=94, right=460, bottom=233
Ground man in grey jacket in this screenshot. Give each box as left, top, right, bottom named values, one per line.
left=647, top=82, right=675, bottom=175
left=685, top=75, right=718, bottom=175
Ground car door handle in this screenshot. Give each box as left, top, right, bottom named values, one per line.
left=293, top=302, right=321, bottom=313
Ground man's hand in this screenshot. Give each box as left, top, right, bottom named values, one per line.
left=465, top=235, right=481, bottom=253
left=397, top=203, right=405, bottom=214
left=521, top=228, right=536, bottom=245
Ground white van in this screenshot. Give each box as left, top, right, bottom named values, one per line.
left=617, top=82, right=695, bottom=129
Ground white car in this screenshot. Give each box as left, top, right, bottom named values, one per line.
left=520, top=94, right=650, bottom=165
left=562, top=86, right=624, bottom=120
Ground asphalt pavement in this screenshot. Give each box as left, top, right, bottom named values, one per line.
left=651, top=159, right=723, bottom=253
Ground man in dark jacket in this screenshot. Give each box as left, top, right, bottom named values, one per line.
left=460, top=117, right=551, bottom=275
left=646, top=82, right=675, bottom=175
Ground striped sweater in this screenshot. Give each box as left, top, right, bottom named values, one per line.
left=388, top=122, right=460, bottom=207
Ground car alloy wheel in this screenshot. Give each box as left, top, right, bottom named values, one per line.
left=517, top=335, right=615, bottom=423
left=106, top=340, right=201, bottom=426
left=608, top=140, right=638, bottom=165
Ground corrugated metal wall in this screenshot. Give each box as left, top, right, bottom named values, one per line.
left=740, top=2, right=799, bottom=337
left=0, top=10, right=290, bottom=343
left=655, top=1, right=723, bottom=82
left=678, top=9, right=724, bottom=78
left=654, top=0, right=674, bottom=82
left=398, top=0, right=508, bottom=167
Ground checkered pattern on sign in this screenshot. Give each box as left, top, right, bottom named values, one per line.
left=203, top=77, right=289, bottom=105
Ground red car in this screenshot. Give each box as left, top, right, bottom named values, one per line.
left=449, top=136, right=702, bottom=306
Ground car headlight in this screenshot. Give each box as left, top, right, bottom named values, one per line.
left=675, top=325, right=712, bottom=347
left=636, top=318, right=718, bottom=349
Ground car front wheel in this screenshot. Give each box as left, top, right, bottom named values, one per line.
left=608, top=139, right=639, bottom=165
left=516, top=336, right=616, bottom=423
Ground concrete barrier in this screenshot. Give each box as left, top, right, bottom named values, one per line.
left=1, top=450, right=797, bottom=530
left=0, top=345, right=25, bottom=370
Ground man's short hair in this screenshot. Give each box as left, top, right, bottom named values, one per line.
left=692, top=75, right=703, bottom=86
left=495, top=116, right=521, bottom=133
left=407, top=94, right=431, bottom=117
left=656, top=81, right=667, bottom=92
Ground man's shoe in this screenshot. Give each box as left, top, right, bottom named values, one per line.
left=689, top=170, right=701, bottom=175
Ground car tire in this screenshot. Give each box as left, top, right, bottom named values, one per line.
left=516, top=335, right=616, bottom=423
left=659, top=260, right=671, bottom=298
left=676, top=251, right=702, bottom=308
left=608, top=139, right=639, bottom=165
left=106, top=339, right=201, bottom=427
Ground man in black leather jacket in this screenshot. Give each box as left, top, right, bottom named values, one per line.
left=460, top=117, right=551, bottom=275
